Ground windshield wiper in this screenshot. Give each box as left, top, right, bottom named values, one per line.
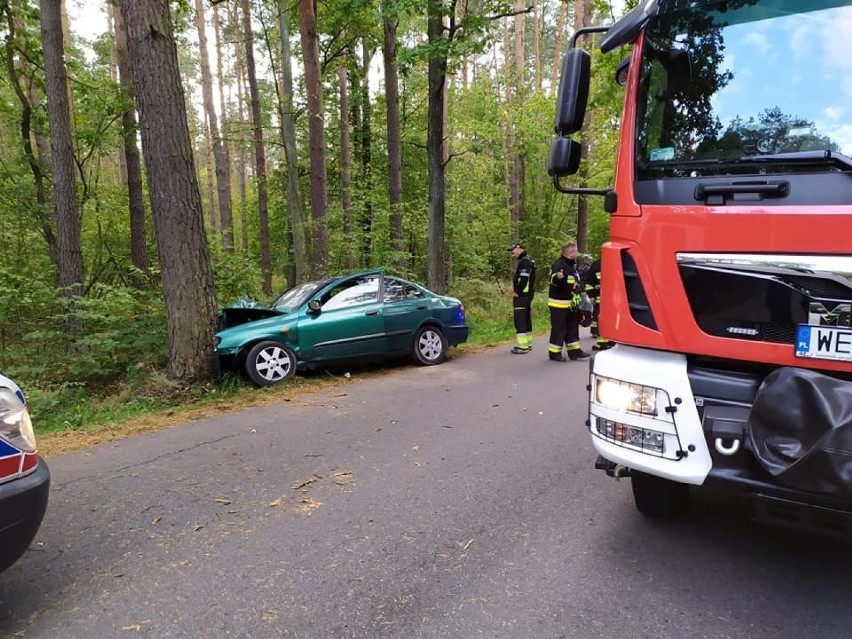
left=734, top=150, right=852, bottom=171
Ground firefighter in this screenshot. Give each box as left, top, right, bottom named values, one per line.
left=578, top=254, right=594, bottom=328
left=547, top=242, right=590, bottom=361
left=508, top=242, right=536, bottom=354
left=587, top=256, right=614, bottom=351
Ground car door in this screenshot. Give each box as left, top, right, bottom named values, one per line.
left=297, top=273, right=387, bottom=362
left=382, top=277, right=434, bottom=353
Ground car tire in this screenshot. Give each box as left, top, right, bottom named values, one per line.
left=244, top=340, right=297, bottom=387
left=631, top=471, right=690, bottom=518
left=412, top=326, right=447, bottom=366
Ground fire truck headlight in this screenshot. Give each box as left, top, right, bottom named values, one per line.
left=0, top=387, right=36, bottom=452
left=594, top=376, right=659, bottom=417
left=595, top=418, right=666, bottom=454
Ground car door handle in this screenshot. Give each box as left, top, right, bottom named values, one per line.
left=365, top=310, right=380, bottom=316
left=416, top=305, right=427, bottom=310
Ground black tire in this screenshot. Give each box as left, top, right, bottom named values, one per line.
left=412, top=325, right=447, bottom=366
left=631, top=471, right=690, bottom=518
left=244, top=340, right=297, bottom=387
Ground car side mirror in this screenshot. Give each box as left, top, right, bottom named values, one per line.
left=307, top=299, right=321, bottom=313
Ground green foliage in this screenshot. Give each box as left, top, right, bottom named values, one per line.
left=9, top=284, right=167, bottom=387
left=449, top=277, right=550, bottom=344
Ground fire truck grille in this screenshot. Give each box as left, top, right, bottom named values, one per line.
left=678, top=258, right=852, bottom=346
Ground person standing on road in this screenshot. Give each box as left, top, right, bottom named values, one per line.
left=547, top=242, right=590, bottom=362
left=587, top=256, right=614, bottom=351
left=508, top=242, right=536, bottom=354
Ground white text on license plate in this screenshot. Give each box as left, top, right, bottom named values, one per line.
left=795, top=325, right=852, bottom=362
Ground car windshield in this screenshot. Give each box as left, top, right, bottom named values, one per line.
left=269, top=281, right=327, bottom=313
left=636, top=0, right=852, bottom=178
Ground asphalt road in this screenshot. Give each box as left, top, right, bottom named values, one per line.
left=2, top=335, right=851, bottom=639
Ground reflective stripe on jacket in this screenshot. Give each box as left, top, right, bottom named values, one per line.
left=513, top=252, right=536, bottom=296
left=548, top=256, right=580, bottom=308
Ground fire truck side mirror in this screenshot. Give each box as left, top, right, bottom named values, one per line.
left=547, top=137, right=582, bottom=177
left=554, top=49, right=591, bottom=135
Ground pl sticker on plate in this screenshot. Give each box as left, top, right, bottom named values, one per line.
left=649, top=147, right=675, bottom=161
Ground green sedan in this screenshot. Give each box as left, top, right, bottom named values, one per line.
left=215, top=270, right=470, bottom=386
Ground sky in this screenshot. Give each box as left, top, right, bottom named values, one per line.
left=709, top=4, right=852, bottom=155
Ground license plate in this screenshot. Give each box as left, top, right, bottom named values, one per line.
left=795, top=325, right=852, bottom=362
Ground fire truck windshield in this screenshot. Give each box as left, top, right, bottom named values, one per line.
left=635, top=0, right=852, bottom=180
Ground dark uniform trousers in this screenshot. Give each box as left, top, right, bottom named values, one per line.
left=513, top=295, right=533, bottom=335
left=549, top=306, right=580, bottom=352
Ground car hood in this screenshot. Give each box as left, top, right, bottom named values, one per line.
left=219, top=306, right=288, bottom=331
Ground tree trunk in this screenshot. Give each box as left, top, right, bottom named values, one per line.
left=298, top=0, right=329, bottom=277
left=338, top=62, right=356, bottom=271
left=40, top=0, right=83, bottom=298
left=277, top=0, right=308, bottom=283
left=120, top=0, right=218, bottom=381
left=382, top=5, right=404, bottom=271
left=508, top=0, right=525, bottom=234
left=359, top=38, right=374, bottom=266
left=3, top=6, right=60, bottom=274
left=426, top=0, right=447, bottom=294
left=106, top=4, right=127, bottom=184
left=195, top=0, right=234, bottom=252
left=113, top=3, right=148, bottom=287
left=240, top=0, right=272, bottom=294
left=551, top=0, right=567, bottom=96
left=232, top=4, right=249, bottom=254
left=204, top=130, right=217, bottom=233
left=533, top=2, right=542, bottom=92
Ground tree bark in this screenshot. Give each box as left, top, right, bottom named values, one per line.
left=508, top=0, right=525, bottom=235
left=204, top=130, right=217, bottom=233
left=195, top=0, right=233, bottom=251
left=298, top=0, right=329, bottom=277
left=120, top=0, right=218, bottom=381
left=277, top=0, right=308, bottom=283
left=3, top=5, right=60, bottom=274
left=382, top=4, right=404, bottom=271
left=551, top=0, right=567, bottom=97
left=40, top=0, right=83, bottom=297
left=240, top=0, right=272, bottom=294
left=338, top=62, right=356, bottom=271
left=113, top=2, right=149, bottom=287
left=232, top=3, right=249, bottom=254
left=359, top=38, right=373, bottom=266
left=533, top=2, right=542, bottom=92
left=426, top=0, right=447, bottom=294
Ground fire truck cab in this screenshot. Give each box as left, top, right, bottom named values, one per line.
left=550, top=0, right=852, bottom=532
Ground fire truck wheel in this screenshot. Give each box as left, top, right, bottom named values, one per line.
left=631, top=471, right=690, bottom=518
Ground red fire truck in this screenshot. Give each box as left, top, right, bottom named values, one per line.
left=550, top=0, right=852, bottom=532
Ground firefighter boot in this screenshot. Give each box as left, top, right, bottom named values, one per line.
left=568, top=349, right=591, bottom=360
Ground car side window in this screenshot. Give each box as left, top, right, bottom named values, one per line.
left=321, top=277, right=380, bottom=311
left=384, top=279, right=426, bottom=303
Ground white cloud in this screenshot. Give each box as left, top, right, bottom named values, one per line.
left=823, top=106, right=844, bottom=122
left=742, top=32, right=771, bottom=55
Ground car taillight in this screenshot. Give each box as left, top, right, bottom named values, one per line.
left=0, top=388, right=36, bottom=453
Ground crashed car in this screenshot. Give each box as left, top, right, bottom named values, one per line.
left=0, top=374, right=50, bottom=573
left=215, top=269, right=470, bottom=386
